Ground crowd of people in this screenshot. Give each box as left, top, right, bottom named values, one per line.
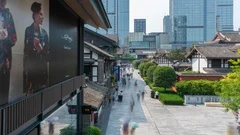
left=111, top=65, right=148, bottom=135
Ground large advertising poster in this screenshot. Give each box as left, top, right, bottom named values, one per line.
left=49, top=1, right=78, bottom=85
left=0, top=0, right=78, bottom=106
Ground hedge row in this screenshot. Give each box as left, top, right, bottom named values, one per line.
left=160, top=92, right=184, bottom=105
left=175, top=80, right=220, bottom=96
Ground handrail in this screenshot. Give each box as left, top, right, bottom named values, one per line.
left=0, top=75, right=83, bottom=135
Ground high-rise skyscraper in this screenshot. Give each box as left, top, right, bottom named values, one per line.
left=216, top=0, right=233, bottom=31
left=118, top=0, right=130, bottom=47
left=86, top=0, right=129, bottom=47
left=134, top=19, right=146, bottom=34
left=163, top=16, right=172, bottom=41
left=169, top=0, right=233, bottom=44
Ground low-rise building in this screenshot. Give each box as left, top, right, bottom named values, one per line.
left=186, top=44, right=240, bottom=74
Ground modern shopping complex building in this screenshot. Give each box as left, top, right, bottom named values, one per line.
left=0, top=0, right=111, bottom=134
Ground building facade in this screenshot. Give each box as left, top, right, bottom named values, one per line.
left=216, top=0, right=233, bottom=31
left=86, top=0, right=129, bottom=48
left=169, top=0, right=233, bottom=44
left=163, top=16, right=172, bottom=41
left=134, top=19, right=146, bottom=34
left=118, top=0, right=130, bottom=47
left=0, top=0, right=111, bottom=135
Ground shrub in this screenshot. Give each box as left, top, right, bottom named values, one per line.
left=138, top=62, right=146, bottom=74
left=83, top=126, right=101, bottom=135
left=60, top=126, right=76, bottom=135
left=160, top=92, right=184, bottom=105
left=175, top=80, right=219, bottom=96
left=152, top=87, right=164, bottom=92
left=132, top=60, right=141, bottom=69
left=147, top=65, right=157, bottom=82
left=143, top=77, right=149, bottom=85
left=143, top=62, right=156, bottom=77
left=153, top=66, right=176, bottom=90
left=110, top=76, right=116, bottom=84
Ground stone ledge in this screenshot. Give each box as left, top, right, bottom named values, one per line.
left=205, top=102, right=224, bottom=107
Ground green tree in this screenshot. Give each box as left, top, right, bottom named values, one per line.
left=138, top=62, right=146, bottom=74
left=153, top=66, right=176, bottom=91
left=218, top=50, right=240, bottom=112
left=147, top=65, right=157, bottom=82
left=132, top=60, right=140, bottom=69
left=167, top=49, right=186, bottom=62
left=143, top=62, right=156, bottom=77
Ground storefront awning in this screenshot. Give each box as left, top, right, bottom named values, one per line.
left=64, top=0, right=111, bottom=30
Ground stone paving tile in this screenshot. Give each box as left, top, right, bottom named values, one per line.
left=106, top=69, right=235, bottom=135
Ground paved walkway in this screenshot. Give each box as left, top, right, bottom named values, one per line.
left=106, top=69, right=235, bottom=135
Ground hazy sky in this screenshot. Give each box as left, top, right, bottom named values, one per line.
left=130, top=0, right=240, bottom=33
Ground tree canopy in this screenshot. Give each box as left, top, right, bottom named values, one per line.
left=147, top=65, right=157, bottom=82
left=143, top=62, right=156, bottom=77
left=218, top=50, right=240, bottom=112
left=153, top=66, right=176, bottom=90
left=167, top=49, right=186, bottom=62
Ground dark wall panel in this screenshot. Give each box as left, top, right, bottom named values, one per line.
left=74, top=76, right=82, bottom=90
left=42, top=85, right=61, bottom=110
left=0, top=109, right=2, bottom=135
left=62, top=80, right=74, bottom=98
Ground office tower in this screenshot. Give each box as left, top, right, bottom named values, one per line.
left=86, top=0, right=129, bottom=47
left=163, top=16, right=171, bottom=35
left=169, top=0, right=233, bottom=44
left=134, top=19, right=146, bottom=34
left=216, top=0, right=233, bottom=31
left=118, top=0, right=130, bottom=47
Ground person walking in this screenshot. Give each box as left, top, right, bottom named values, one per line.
left=136, top=91, right=140, bottom=101
left=130, top=122, right=138, bottom=135
left=130, top=98, right=135, bottom=112
left=155, top=91, right=159, bottom=99
left=48, top=122, right=54, bottom=135
left=141, top=89, right=146, bottom=101
left=108, top=94, right=112, bottom=105
left=134, top=80, right=137, bottom=87
left=112, top=95, right=115, bottom=105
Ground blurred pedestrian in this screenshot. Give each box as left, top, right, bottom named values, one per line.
left=109, top=94, right=112, bottom=105
left=130, top=98, right=135, bottom=112
left=130, top=122, right=139, bottom=135
left=120, top=116, right=132, bottom=135
left=48, top=122, right=54, bottom=135
left=112, top=95, right=115, bottom=105
left=137, top=91, right=140, bottom=101
left=134, top=80, right=137, bottom=87
left=155, top=91, right=159, bottom=99
left=142, top=89, right=146, bottom=101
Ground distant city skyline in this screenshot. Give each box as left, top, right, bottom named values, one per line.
left=130, top=0, right=240, bottom=34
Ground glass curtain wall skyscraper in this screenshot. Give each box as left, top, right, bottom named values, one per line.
left=86, top=0, right=129, bottom=47
left=169, top=0, right=233, bottom=44
left=216, top=0, right=233, bottom=31
left=118, top=0, right=130, bottom=47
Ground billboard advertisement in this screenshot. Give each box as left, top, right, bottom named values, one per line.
left=0, top=0, right=78, bottom=105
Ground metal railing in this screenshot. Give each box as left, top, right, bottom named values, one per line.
left=0, top=75, right=85, bottom=135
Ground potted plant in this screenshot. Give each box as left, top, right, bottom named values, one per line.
left=83, top=126, right=101, bottom=135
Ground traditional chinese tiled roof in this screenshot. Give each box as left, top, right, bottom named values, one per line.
left=186, top=44, right=240, bottom=59
left=84, top=86, right=104, bottom=109
left=84, top=41, right=114, bottom=58
left=207, top=32, right=240, bottom=44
